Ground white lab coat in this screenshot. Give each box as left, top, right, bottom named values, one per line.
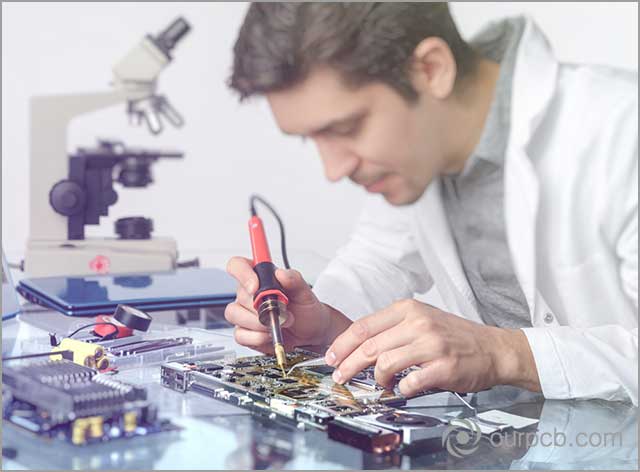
left=313, top=18, right=638, bottom=405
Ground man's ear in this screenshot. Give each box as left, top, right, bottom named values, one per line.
left=410, top=37, right=457, bottom=100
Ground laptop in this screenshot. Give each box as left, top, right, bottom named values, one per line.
left=16, top=267, right=237, bottom=317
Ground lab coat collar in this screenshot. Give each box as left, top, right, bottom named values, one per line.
left=508, top=16, right=559, bottom=145
left=503, top=17, right=558, bottom=318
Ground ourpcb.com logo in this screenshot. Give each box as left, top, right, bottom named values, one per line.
left=442, top=418, right=482, bottom=458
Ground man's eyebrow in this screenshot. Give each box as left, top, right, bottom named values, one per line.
left=310, top=110, right=367, bottom=135
left=283, top=110, right=367, bottom=137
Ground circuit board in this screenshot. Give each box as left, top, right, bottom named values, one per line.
left=161, top=348, right=447, bottom=453
left=2, top=359, right=176, bottom=445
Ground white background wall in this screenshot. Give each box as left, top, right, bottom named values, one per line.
left=2, top=2, right=637, bottom=268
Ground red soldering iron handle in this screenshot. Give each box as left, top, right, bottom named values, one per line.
left=248, top=215, right=272, bottom=266
left=248, top=215, right=289, bottom=312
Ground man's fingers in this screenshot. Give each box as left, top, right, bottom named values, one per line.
left=398, top=360, right=449, bottom=397
left=331, top=325, right=416, bottom=384
left=373, top=343, right=427, bottom=388
left=225, top=302, right=267, bottom=332
left=281, top=312, right=295, bottom=329
left=235, top=336, right=299, bottom=355
left=250, top=342, right=274, bottom=355
left=233, top=327, right=271, bottom=348
left=326, top=303, right=408, bottom=367
left=275, top=269, right=316, bottom=304
left=235, top=285, right=256, bottom=312
left=226, top=256, right=258, bottom=294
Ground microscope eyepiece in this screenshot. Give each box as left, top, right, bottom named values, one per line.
left=153, top=17, right=191, bottom=56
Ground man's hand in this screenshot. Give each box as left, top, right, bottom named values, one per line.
left=324, top=299, right=541, bottom=396
left=224, top=256, right=351, bottom=353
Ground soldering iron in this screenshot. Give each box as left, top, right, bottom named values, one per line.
left=247, top=195, right=291, bottom=375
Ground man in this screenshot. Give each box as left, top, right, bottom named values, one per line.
left=224, top=3, right=638, bottom=404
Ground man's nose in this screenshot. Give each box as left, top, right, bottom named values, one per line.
left=315, top=139, right=359, bottom=183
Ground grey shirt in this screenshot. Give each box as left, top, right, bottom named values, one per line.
left=440, top=18, right=532, bottom=328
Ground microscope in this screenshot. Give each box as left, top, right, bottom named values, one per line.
left=25, top=17, right=191, bottom=277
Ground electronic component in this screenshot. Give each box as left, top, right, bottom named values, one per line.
left=50, top=338, right=109, bottom=370
left=46, top=305, right=155, bottom=370
left=93, top=303, right=152, bottom=339
left=328, top=417, right=401, bottom=454
left=112, top=304, right=153, bottom=331
left=356, top=411, right=447, bottom=446
left=287, top=356, right=330, bottom=376
left=106, top=337, right=192, bottom=357
left=17, top=326, right=230, bottom=372
left=161, top=348, right=446, bottom=453
left=2, top=359, right=175, bottom=445
left=94, top=314, right=133, bottom=339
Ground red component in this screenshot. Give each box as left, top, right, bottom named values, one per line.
left=252, top=289, right=289, bottom=311
left=99, top=366, right=119, bottom=374
left=89, top=255, right=110, bottom=274
left=94, top=315, right=133, bottom=338
left=248, top=216, right=272, bottom=266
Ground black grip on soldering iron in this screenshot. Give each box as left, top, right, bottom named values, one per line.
left=253, top=262, right=286, bottom=301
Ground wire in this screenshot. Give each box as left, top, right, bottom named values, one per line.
left=3, top=350, right=73, bottom=362
left=64, top=322, right=120, bottom=342
left=249, top=195, right=291, bottom=269
left=454, top=391, right=478, bottom=416
left=7, top=261, right=23, bottom=271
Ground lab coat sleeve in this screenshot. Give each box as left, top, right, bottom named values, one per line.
left=523, top=94, right=638, bottom=405
left=522, top=325, right=638, bottom=405
left=313, top=196, right=432, bottom=320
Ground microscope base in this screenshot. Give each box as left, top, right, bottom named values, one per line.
left=24, top=238, right=178, bottom=277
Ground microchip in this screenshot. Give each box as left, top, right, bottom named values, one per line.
left=279, top=387, right=316, bottom=399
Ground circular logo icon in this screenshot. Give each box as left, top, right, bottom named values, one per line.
left=89, top=255, right=110, bottom=274
left=442, top=418, right=482, bottom=458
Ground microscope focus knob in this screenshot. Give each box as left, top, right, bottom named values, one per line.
left=115, top=217, right=153, bottom=240
left=49, top=180, right=86, bottom=216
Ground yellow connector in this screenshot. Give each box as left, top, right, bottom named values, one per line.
left=123, top=412, right=137, bottom=433
left=71, top=418, right=89, bottom=445
left=87, top=416, right=104, bottom=438
left=51, top=338, right=107, bottom=369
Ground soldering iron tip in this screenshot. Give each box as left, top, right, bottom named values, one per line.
left=275, top=343, right=287, bottom=377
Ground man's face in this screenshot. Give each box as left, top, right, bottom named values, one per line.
left=267, top=66, right=452, bottom=205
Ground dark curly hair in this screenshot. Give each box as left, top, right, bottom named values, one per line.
left=229, top=2, right=479, bottom=102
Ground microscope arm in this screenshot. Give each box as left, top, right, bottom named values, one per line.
left=29, top=90, right=133, bottom=241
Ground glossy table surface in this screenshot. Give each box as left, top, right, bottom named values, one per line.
left=2, top=307, right=637, bottom=470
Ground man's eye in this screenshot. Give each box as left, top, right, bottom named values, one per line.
left=331, top=124, right=359, bottom=137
